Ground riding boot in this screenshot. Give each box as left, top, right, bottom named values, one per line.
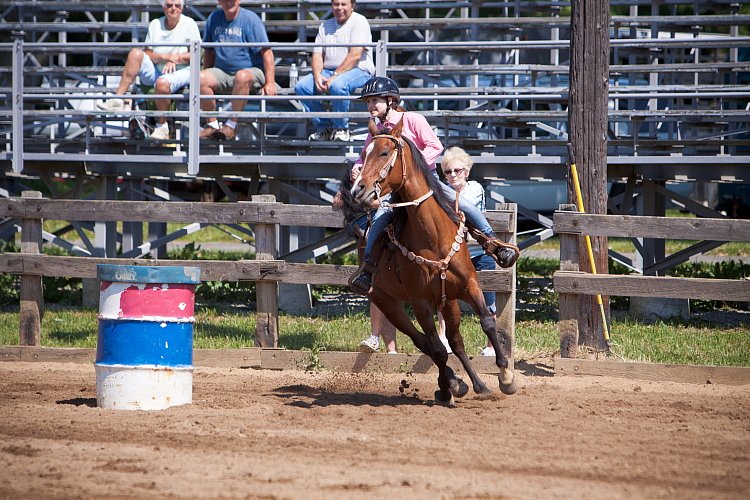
left=468, top=227, right=521, bottom=268
left=349, top=261, right=376, bottom=296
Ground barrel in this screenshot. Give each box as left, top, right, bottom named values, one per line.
left=95, top=264, right=201, bottom=410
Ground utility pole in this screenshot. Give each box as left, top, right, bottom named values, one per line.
left=567, top=0, right=610, bottom=351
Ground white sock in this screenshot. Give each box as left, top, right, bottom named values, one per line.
left=225, top=120, right=237, bottom=129
left=206, top=121, right=220, bottom=130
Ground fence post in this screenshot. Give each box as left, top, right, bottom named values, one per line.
left=19, top=191, right=43, bottom=346
left=557, top=204, right=580, bottom=358
left=252, top=195, right=278, bottom=347
left=494, top=203, right=516, bottom=371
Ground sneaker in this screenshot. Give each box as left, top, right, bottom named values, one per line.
left=215, top=124, right=236, bottom=141
left=96, top=98, right=130, bottom=112
left=199, top=125, right=221, bottom=139
left=359, top=334, right=380, bottom=353
left=386, top=351, right=398, bottom=355
left=149, top=126, right=170, bottom=140
left=308, top=127, right=331, bottom=141
left=480, top=346, right=495, bottom=357
left=330, top=129, right=350, bottom=141
left=439, top=336, right=452, bottom=354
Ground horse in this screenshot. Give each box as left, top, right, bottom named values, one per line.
left=348, top=119, right=516, bottom=406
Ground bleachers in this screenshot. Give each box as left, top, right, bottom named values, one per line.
left=1, top=0, right=749, bottom=184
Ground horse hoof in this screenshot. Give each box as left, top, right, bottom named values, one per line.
left=449, top=377, right=469, bottom=398
left=475, top=388, right=497, bottom=400
left=499, top=379, right=517, bottom=395
left=434, top=390, right=456, bottom=408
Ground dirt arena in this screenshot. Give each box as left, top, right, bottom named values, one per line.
left=1, top=361, right=748, bottom=499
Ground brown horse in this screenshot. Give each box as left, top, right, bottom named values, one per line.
left=349, top=119, right=516, bottom=406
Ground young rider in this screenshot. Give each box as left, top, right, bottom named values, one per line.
left=349, top=76, right=519, bottom=295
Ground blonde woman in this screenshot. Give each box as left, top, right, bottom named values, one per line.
left=439, top=146, right=497, bottom=356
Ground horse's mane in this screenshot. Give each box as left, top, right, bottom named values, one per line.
left=400, top=136, right=461, bottom=225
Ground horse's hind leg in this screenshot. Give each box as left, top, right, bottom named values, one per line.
left=464, top=281, right=517, bottom=395
left=440, top=300, right=491, bottom=398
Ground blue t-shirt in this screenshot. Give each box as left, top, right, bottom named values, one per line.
left=203, top=7, right=269, bottom=75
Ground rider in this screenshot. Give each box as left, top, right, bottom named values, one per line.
left=349, top=76, right=519, bottom=295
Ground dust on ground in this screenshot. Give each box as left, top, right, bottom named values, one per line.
left=1, top=361, right=748, bottom=499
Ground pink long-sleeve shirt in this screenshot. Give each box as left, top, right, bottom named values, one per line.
left=353, top=111, right=443, bottom=171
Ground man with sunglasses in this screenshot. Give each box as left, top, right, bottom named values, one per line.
left=199, top=0, right=278, bottom=141
left=97, top=0, right=200, bottom=141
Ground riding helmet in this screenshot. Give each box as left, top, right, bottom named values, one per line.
left=358, top=76, right=400, bottom=101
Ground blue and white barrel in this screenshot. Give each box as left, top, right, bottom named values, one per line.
left=95, top=264, right=201, bottom=411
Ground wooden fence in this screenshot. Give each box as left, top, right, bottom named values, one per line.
left=553, top=205, right=750, bottom=357
left=0, top=192, right=518, bottom=350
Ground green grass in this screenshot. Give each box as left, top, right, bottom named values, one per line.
left=1, top=306, right=746, bottom=367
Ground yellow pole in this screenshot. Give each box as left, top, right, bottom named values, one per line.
left=567, top=144, right=611, bottom=345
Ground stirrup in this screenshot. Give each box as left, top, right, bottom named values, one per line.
left=483, top=238, right=520, bottom=268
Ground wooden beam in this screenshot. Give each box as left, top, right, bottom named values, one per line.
left=0, top=255, right=515, bottom=291
left=554, top=271, right=750, bottom=302
left=554, top=212, right=750, bottom=241
left=555, top=358, right=750, bottom=386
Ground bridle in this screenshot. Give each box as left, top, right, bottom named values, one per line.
left=370, top=133, right=433, bottom=209
left=365, top=133, right=466, bottom=310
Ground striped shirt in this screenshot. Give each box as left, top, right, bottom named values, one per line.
left=314, top=11, right=375, bottom=74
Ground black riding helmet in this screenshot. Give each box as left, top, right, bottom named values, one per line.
left=358, top=76, right=400, bottom=101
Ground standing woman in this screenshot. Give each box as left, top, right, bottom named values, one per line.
left=349, top=76, right=519, bottom=296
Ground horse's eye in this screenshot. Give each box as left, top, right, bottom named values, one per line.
left=380, top=150, right=390, bottom=157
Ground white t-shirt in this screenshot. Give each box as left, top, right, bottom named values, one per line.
left=145, top=14, right=201, bottom=72
left=314, top=11, right=375, bottom=74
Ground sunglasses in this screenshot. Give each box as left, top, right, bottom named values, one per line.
left=165, top=2, right=183, bottom=8
left=443, top=168, right=465, bottom=176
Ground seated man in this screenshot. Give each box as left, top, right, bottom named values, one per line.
left=97, top=0, right=200, bottom=140
left=294, top=0, right=374, bottom=142
left=199, top=0, right=278, bottom=141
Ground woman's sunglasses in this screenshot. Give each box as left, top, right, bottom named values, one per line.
left=443, top=168, right=465, bottom=176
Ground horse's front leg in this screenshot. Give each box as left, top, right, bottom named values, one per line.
left=462, top=280, right=517, bottom=395
left=411, top=300, right=460, bottom=408
left=440, top=299, right=493, bottom=399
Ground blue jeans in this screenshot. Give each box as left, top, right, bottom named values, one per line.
left=472, top=253, right=497, bottom=314
left=294, top=68, right=372, bottom=130
left=363, top=171, right=496, bottom=261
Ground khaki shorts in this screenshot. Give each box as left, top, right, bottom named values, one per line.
left=207, top=67, right=265, bottom=94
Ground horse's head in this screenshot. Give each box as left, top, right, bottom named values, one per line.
left=351, top=119, right=405, bottom=209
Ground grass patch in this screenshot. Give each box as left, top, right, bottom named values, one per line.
left=0, top=306, right=746, bottom=367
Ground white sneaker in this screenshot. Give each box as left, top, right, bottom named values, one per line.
left=480, top=346, right=495, bottom=357
left=308, top=127, right=331, bottom=141
left=96, top=98, right=129, bottom=112
left=330, top=129, right=350, bottom=141
left=439, top=336, right=452, bottom=354
left=149, top=126, right=170, bottom=140
left=359, top=334, right=380, bottom=353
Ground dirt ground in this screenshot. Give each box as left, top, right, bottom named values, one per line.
left=1, top=361, right=748, bottom=499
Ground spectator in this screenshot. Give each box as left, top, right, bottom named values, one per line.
left=437, top=147, right=497, bottom=356
left=97, top=0, right=200, bottom=141
left=199, top=0, right=278, bottom=141
left=295, top=0, right=375, bottom=142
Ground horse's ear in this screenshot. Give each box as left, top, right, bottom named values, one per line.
left=368, top=119, right=379, bottom=136
left=390, top=117, right=404, bottom=138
